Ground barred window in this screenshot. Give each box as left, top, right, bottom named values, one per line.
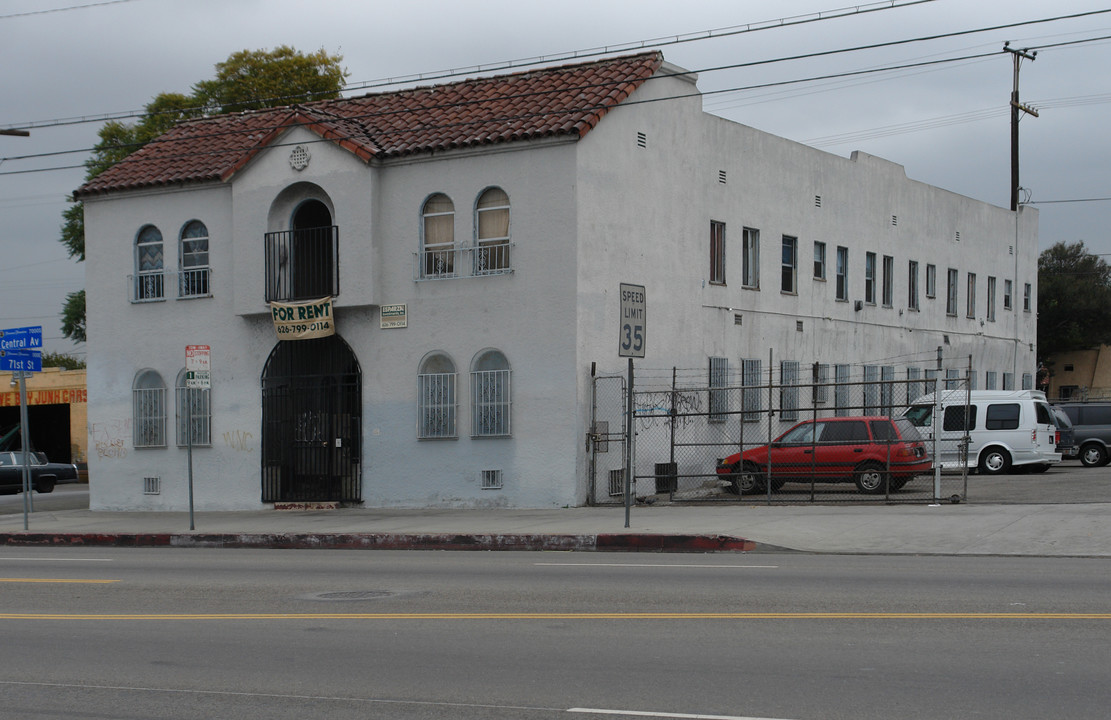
left=418, top=353, right=457, bottom=439
left=741, top=358, right=762, bottom=422
left=708, top=356, right=729, bottom=423
left=907, top=367, right=922, bottom=403
left=471, top=350, right=511, bottom=437
left=133, top=369, right=167, bottom=448
left=780, top=361, right=799, bottom=421
left=834, top=364, right=851, bottom=417
left=175, top=369, right=211, bottom=447
left=863, top=365, right=880, bottom=414
left=812, top=363, right=829, bottom=404
left=881, top=365, right=895, bottom=415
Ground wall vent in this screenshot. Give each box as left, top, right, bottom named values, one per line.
left=1009, top=245, right=1014, bottom=255
left=891, top=215, right=898, bottom=226
left=814, top=195, right=822, bottom=208
left=480, top=469, right=503, bottom=490
left=734, top=313, right=743, bottom=326
left=796, top=320, right=804, bottom=332
left=955, top=231, right=961, bottom=242
left=718, top=170, right=727, bottom=184
left=636, top=131, right=647, bottom=148
left=608, top=469, right=625, bottom=497
left=143, top=477, right=161, bottom=495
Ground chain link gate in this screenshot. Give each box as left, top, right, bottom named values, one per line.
left=590, top=374, right=628, bottom=505
left=602, top=361, right=972, bottom=505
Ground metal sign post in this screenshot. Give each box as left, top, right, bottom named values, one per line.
left=185, top=345, right=211, bottom=530
left=1, top=326, right=42, bottom=530
left=618, top=285, right=646, bottom=528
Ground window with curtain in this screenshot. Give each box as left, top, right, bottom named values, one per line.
left=133, top=369, right=167, bottom=448
left=135, top=225, right=164, bottom=301
left=475, top=187, right=511, bottom=274
left=179, top=220, right=210, bottom=298
left=421, top=193, right=455, bottom=278
left=175, top=369, right=211, bottom=446
left=471, top=350, right=511, bottom=437
left=418, top=353, right=457, bottom=438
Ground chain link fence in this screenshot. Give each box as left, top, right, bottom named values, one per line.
left=593, top=362, right=973, bottom=505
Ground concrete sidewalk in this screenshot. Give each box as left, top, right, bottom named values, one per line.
left=3, top=501, right=1111, bottom=556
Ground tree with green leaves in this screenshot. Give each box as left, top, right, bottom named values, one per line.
left=1037, top=240, right=1111, bottom=359
left=59, top=46, right=348, bottom=340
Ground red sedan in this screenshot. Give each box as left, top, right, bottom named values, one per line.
left=715, top=416, right=932, bottom=495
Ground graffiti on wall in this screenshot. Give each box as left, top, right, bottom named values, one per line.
left=89, top=419, right=130, bottom=459
left=223, top=429, right=254, bottom=452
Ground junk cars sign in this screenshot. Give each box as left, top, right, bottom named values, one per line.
left=270, top=297, right=334, bottom=340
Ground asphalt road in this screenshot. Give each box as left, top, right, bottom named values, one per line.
left=2, top=548, right=1110, bottom=719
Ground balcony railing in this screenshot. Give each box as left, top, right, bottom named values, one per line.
left=128, top=269, right=213, bottom=303
left=265, top=226, right=339, bottom=302
left=414, top=243, right=514, bottom=281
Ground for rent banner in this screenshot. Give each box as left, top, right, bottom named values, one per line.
left=270, top=297, right=335, bottom=340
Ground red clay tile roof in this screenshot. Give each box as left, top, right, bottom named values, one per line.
left=76, top=52, right=664, bottom=197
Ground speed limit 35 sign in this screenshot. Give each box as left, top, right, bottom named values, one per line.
left=618, top=283, right=646, bottom=358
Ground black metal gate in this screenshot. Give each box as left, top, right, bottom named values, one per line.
left=261, top=334, right=361, bottom=503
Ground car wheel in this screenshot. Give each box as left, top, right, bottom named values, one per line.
left=1079, top=443, right=1107, bottom=468
left=730, top=462, right=767, bottom=496
left=35, top=477, right=56, bottom=494
left=854, top=462, right=888, bottom=494
left=978, top=447, right=1012, bottom=475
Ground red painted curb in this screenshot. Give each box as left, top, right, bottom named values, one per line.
left=0, top=532, right=755, bottom=552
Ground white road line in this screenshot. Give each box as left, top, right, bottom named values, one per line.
left=0, top=557, right=114, bottom=562
left=536, top=563, right=777, bottom=569
left=568, top=708, right=795, bottom=720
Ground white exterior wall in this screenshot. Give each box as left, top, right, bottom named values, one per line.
left=85, top=125, right=587, bottom=510
left=82, top=62, right=1038, bottom=510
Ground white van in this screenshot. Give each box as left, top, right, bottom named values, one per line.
left=902, top=390, right=1061, bottom=475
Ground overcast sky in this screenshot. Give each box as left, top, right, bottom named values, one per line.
left=2, top=0, right=1108, bottom=357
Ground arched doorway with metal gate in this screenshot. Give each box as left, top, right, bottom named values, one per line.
left=260, top=334, right=362, bottom=503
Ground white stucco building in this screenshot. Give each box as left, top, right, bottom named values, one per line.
left=77, top=52, right=1038, bottom=510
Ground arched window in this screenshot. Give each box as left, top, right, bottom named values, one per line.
left=134, top=225, right=164, bottom=301
left=179, top=220, right=210, bottom=298
left=475, top=187, right=510, bottom=274
left=132, top=369, right=167, bottom=447
left=417, top=352, right=457, bottom=438
left=421, top=193, right=455, bottom=278
left=471, top=350, right=511, bottom=437
left=175, top=369, right=212, bottom=447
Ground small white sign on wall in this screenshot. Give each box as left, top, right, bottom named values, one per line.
left=381, top=304, right=407, bottom=329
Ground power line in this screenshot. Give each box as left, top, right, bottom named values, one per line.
left=6, top=0, right=936, bottom=131
left=3, top=12, right=1109, bottom=177
left=0, top=0, right=144, bottom=20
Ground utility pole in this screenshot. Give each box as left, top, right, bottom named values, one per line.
left=1005, top=42, right=1038, bottom=211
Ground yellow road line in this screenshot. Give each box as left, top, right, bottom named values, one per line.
left=0, top=578, right=119, bottom=584
left=0, top=612, right=1108, bottom=620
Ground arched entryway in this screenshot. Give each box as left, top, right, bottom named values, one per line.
left=260, top=334, right=361, bottom=503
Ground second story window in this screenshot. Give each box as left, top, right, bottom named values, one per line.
left=421, top=193, right=455, bottom=278
left=781, top=236, right=797, bottom=294
left=1004, top=279, right=1013, bottom=309
left=134, top=224, right=164, bottom=302
left=179, top=220, right=210, bottom=298
left=742, top=227, right=759, bottom=288
left=882, top=255, right=893, bottom=307
left=946, top=268, right=959, bottom=316
left=926, top=263, right=937, bottom=298
left=966, top=272, right=977, bottom=318
left=475, top=187, right=511, bottom=275
left=908, top=260, right=919, bottom=310
left=709, top=221, right=726, bottom=285
left=813, top=241, right=826, bottom=280
left=864, top=252, right=876, bottom=305
left=836, top=246, right=848, bottom=301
